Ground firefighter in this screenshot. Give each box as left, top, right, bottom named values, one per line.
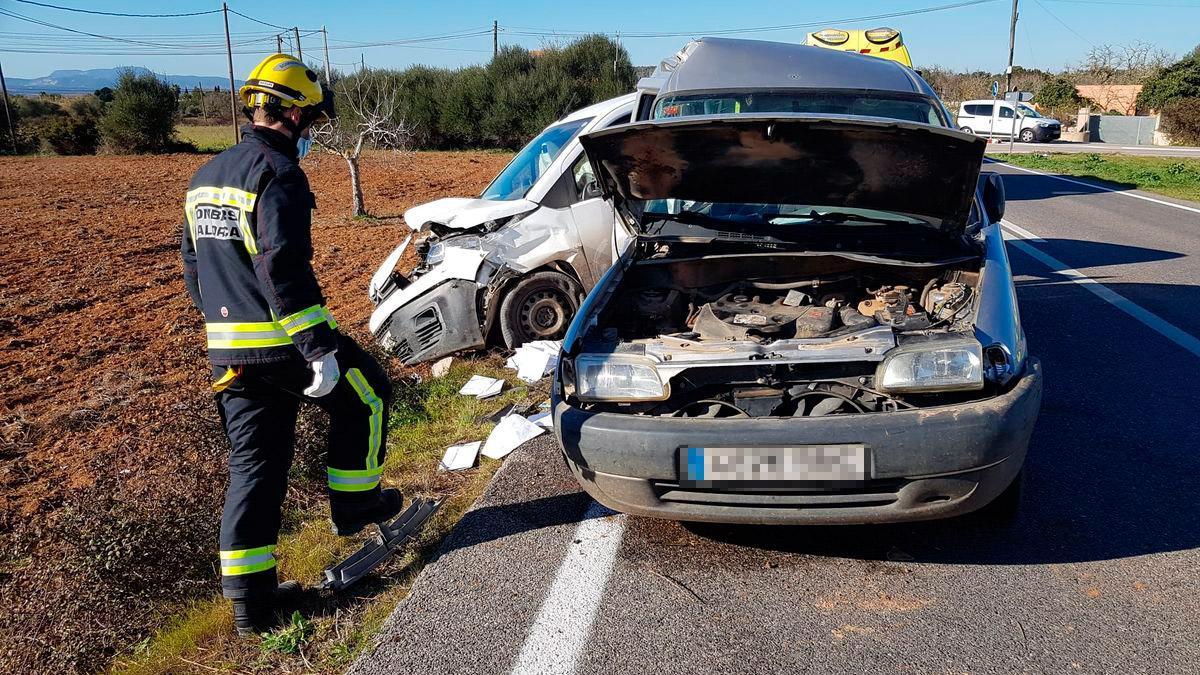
left=181, top=54, right=402, bottom=635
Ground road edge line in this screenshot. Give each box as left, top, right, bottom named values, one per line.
left=509, top=501, right=627, bottom=675
left=986, top=159, right=1200, bottom=215
left=1001, top=219, right=1200, bottom=359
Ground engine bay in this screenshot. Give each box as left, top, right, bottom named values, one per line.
left=609, top=269, right=977, bottom=344
left=577, top=250, right=986, bottom=418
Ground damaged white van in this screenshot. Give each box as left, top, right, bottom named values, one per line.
left=367, top=95, right=634, bottom=364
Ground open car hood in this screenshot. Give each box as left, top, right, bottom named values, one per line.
left=579, top=114, right=986, bottom=235
left=402, top=197, right=538, bottom=232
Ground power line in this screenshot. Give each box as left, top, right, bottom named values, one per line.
left=226, top=8, right=290, bottom=31
left=0, top=7, right=182, bottom=48
left=11, top=0, right=221, bottom=17
left=1032, top=0, right=1096, bottom=46
left=502, top=0, right=1003, bottom=39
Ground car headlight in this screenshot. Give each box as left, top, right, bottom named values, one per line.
left=574, top=354, right=668, bottom=401
left=424, top=241, right=446, bottom=267
left=1037, top=121, right=1050, bottom=127
left=875, top=338, right=984, bottom=394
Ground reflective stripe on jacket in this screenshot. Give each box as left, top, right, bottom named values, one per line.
left=181, top=125, right=338, bottom=365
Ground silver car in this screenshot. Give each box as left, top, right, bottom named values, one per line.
left=552, top=38, right=1042, bottom=525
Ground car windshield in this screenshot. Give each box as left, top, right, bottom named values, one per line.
left=654, top=90, right=943, bottom=126
left=1017, top=104, right=1043, bottom=118
left=481, top=117, right=591, bottom=201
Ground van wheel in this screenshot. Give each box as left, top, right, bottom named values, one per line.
left=499, top=271, right=581, bottom=348
left=1019, top=128, right=1036, bottom=142
left=959, top=126, right=975, bottom=134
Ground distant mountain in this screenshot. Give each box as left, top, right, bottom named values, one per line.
left=5, top=67, right=243, bottom=94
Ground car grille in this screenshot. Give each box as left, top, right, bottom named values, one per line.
left=412, top=307, right=444, bottom=352
left=393, top=338, right=414, bottom=362
left=651, top=480, right=904, bottom=509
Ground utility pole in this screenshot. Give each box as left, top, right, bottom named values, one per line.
left=294, top=27, right=303, bottom=60
left=493, top=20, right=498, bottom=58
left=276, top=33, right=283, bottom=53
left=322, top=26, right=332, bottom=83
left=222, top=2, right=239, bottom=143
left=360, top=53, right=365, bottom=72
left=1005, top=0, right=1019, bottom=93
left=0, top=61, right=17, bottom=155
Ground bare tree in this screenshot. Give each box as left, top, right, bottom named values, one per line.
left=1076, top=41, right=1173, bottom=85
left=311, top=72, right=411, bottom=217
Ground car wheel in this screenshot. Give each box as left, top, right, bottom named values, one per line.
left=1019, top=128, right=1035, bottom=143
left=975, top=469, right=1023, bottom=522
left=499, top=271, right=581, bottom=348
left=959, top=126, right=975, bottom=135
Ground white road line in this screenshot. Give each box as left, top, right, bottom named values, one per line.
left=986, top=159, right=1200, bottom=215
left=1002, top=219, right=1200, bottom=359
left=510, top=501, right=627, bottom=675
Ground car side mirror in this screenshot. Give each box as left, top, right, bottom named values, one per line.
left=980, top=171, right=1006, bottom=223
left=581, top=179, right=603, bottom=200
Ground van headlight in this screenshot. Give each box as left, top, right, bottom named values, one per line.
left=573, top=354, right=668, bottom=401
left=875, top=338, right=984, bottom=393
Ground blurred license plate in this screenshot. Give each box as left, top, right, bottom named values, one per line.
left=680, top=445, right=869, bottom=487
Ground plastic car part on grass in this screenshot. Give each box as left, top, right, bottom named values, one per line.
left=320, top=498, right=441, bottom=592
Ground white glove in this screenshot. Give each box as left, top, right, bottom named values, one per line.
left=304, top=350, right=341, bottom=398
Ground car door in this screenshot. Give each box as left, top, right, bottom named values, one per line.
left=564, top=151, right=617, bottom=290
left=995, top=104, right=1017, bottom=137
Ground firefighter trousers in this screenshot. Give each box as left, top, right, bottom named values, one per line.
left=214, top=333, right=393, bottom=599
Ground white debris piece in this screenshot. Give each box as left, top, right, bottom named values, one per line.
left=440, top=441, right=481, bottom=471
left=430, top=356, right=453, bottom=378
left=527, top=411, right=553, bottom=430
left=481, top=414, right=545, bottom=459
left=459, top=375, right=504, bottom=399
left=507, top=340, right=561, bottom=382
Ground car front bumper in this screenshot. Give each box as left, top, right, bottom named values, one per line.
left=553, top=358, right=1042, bottom=525
left=372, top=279, right=485, bottom=365
left=1034, top=125, right=1061, bottom=141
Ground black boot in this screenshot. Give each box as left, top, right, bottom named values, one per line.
left=233, top=580, right=303, bottom=637
left=330, top=488, right=404, bottom=536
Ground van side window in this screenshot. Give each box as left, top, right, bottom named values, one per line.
left=999, top=106, right=1015, bottom=119
left=605, top=113, right=631, bottom=128
left=965, top=104, right=992, bottom=116
left=571, top=154, right=597, bottom=199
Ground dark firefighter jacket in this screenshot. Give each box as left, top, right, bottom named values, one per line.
left=182, top=124, right=337, bottom=366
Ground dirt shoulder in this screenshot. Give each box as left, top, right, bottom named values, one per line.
left=0, top=149, right=511, bottom=671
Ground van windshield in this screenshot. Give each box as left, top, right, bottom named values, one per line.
left=1017, top=104, right=1043, bottom=118
left=654, top=90, right=943, bottom=126
left=481, top=117, right=591, bottom=201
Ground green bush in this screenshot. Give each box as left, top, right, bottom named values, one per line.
left=42, top=95, right=104, bottom=155
left=331, top=35, right=636, bottom=151
left=1160, top=97, right=1200, bottom=145
left=99, top=70, right=179, bottom=153
left=1137, top=55, right=1200, bottom=111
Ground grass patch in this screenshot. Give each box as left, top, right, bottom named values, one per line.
left=113, top=355, right=543, bottom=674
left=176, top=124, right=236, bottom=153
left=992, top=152, right=1200, bottom=202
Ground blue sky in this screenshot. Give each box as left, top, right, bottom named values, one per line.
left=2, top=0, right=1199, bottom=79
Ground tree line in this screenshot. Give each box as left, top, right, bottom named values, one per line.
left=0, top=34, right=635, bottom=155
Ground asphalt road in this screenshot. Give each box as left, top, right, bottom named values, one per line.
left=353, top=165, right=1200, bottom=674
left=984, top=141, right=1200, bottom=157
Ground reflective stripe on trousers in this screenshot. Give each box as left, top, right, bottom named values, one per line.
left=330, top=367, right=384, bottom=492
left=220, top=544, right=277, bottom=576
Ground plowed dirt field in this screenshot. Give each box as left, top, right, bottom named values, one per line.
left=0, top=150, right=511, bottom=671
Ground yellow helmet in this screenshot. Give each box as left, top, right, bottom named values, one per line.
left=239, top=53, right=327, bottom=113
